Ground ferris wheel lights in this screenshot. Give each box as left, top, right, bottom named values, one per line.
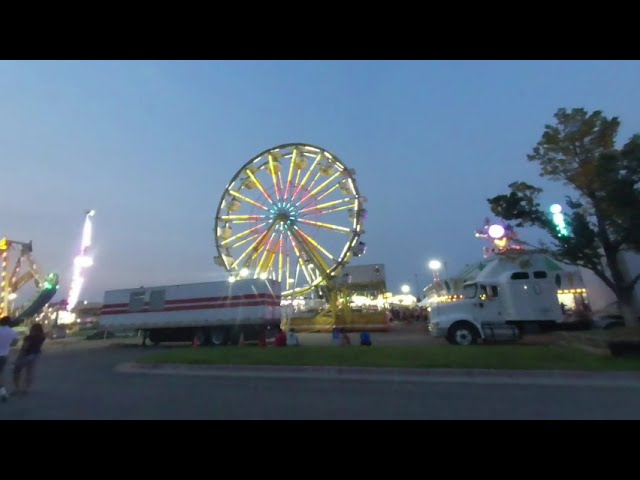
left=216, top=143, right=364, bottom=296
left=239, top=268, right=250, bottom=278
left=228, top=275, right=237, bottom=283
left=8, top=293, right=16, bottom=300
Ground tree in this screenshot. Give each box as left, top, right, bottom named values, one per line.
left=488, top=108, right=640, bottom=327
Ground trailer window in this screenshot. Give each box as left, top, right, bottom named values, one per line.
left=463, top=283, right=478, bottom=299
left=128, top=291, right=146, bottom=312
left=149, top=290, right=166, bottom=311
left=489, top=286, right=499, bottom=298
left=533, top=271, right=547, bottom=279
left=511, top=272, right=530, bottom=280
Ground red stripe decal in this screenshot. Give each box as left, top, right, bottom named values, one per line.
left=101, top=300, right=281, bottom=316
left=102, top=293, right=280, bottom=310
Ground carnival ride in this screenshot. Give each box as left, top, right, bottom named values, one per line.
left=65, top=210, right=96, bottom=313
left=214, top=143, right=383, bottom=330
left=0, top=237, right=59, bottom=324
left=1, top=210, right=96, bottom=326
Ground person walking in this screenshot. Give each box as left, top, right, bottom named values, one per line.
left=13, top=323, right=46, bottom=395
left=0, top=316, right=18, bottom=402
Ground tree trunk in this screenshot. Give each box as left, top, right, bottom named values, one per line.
left=617, top=288, right=639, bottom=328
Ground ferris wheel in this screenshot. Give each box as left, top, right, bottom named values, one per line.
left=214, top=143, right=367, bottom=297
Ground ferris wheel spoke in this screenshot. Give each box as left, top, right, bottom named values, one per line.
left=313, top=181, right=346, bottom=203
left=220, top=222, right=268, bottom=246
left=291, top=153, right=322, bottom=202
left=277, top=230, right=285, bottom=283
left=300, top=198, right=353, bottom=215
left=285, top=247, right=291, bottom=291
left=285, top=230, right=313, bottom=286
left=284, top=149, right=298, bottom=200
left=231, top=224, right=275, bottom=270
left=254, top=228, right=279, bottom=277
left=297, top=172, right=342, bottom=206
left=298, top=218, right=351, bottom=233
left=297, top=170, right=322, bottom=205
left=246, top=169, right=274, bottom=205
left=220, top=214, right=266, bottom=221
left=293, top=262, right=300, bottom=292
left=290, top=228, right=330, bottom=278
left=228, top=190, right=269, bottom=211
left=292, top=169, right=302, bottom=199
left=294, top=227, right=336, bottom=261
left=265, top=246, right=278, bottom=280
left=300, top=203, right=354, bottom=218
left=268, top=154, right=281, bottom=201
left=229, top=230, right=264, bottom=250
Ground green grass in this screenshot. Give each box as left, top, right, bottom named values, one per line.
left=138, top=345, right=640, bottom=371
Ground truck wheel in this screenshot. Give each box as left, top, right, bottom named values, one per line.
left=210, top=327, right=229, bottom=346
left=447, top=322, right=479, bottom=346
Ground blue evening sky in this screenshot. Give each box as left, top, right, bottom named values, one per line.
left=1, top=60, right=639, bottom=301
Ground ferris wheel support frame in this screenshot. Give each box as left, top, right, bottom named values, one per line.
left=1, top=239, right=42, bottom=317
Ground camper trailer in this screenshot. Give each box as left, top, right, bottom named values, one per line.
left=100, top=278, right=281, bottom=345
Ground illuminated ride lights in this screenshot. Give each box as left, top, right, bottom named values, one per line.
left=550, top=204, right=569, bottom=237
left=66, top=210, right=95, bottom=312
left=0, top=237, right=58, bottom=318
left=214, top=144, right=367, bottom=297
left=475, top=218, right=521, bottom=257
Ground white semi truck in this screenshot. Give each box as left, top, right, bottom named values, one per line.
left=100, top=278, right=281, bottom=346
left=428, top=251, right=588, bottom=346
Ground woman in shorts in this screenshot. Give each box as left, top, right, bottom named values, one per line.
left=13, top=323, right=46, bottom=395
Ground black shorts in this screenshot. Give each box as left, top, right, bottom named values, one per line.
left=0, top=356, right=6, bottom=374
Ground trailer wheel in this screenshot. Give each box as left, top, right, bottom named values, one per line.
left=447, top=322, right=479, bottom=346
left=148, top=330, right=162, bottom=346
left=210, top=327, right=229, bottom=346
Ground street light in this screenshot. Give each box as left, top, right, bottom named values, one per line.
left=401, top=284, right=411, bottom=294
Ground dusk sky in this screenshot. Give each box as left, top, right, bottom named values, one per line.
left=2, top=60, right=639, bottom=302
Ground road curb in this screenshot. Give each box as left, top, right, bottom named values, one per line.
left=115, top=362, right=640, bottom=387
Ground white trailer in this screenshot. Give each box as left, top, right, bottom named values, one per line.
left=100, top=278, right=281, bottom=346
left=428, top=251, right=589, bottom=346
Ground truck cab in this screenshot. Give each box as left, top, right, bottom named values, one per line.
left=428, top=252, right=582, bottom=345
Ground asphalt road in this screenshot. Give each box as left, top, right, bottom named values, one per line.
left=1, top=340, right=640, bottom=419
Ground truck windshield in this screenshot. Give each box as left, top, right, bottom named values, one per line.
left=463, top=283, right=478, bottom=299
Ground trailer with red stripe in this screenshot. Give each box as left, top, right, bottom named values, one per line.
left=99, top=279, right=281, bottom=346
